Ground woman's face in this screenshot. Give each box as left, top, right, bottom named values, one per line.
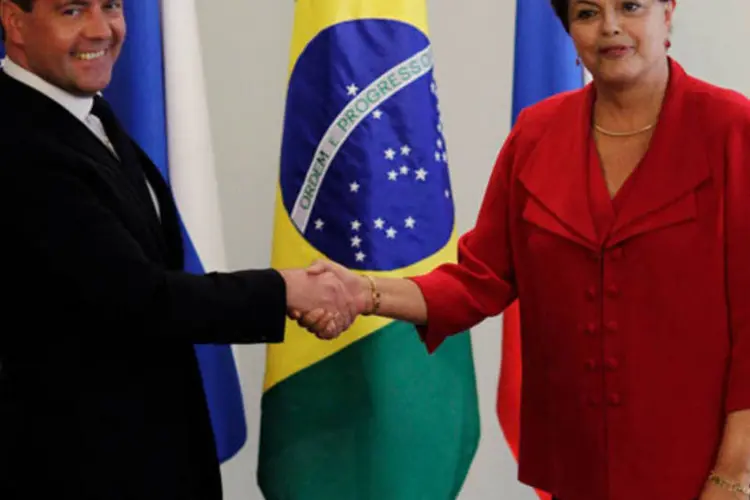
left=568, top=0, right=674, bottom=86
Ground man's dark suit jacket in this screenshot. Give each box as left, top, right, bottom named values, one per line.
left=0, top=72, right=287, bottom=499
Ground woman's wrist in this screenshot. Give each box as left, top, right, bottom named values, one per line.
left=360, top=275, right=380, bottom=316
left=707, top=469, right=750, bottom=498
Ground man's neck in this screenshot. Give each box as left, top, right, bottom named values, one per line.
left=2, top=54, right=94, bottom=123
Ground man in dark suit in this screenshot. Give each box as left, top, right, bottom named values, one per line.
left=0, top=1, right=359, bottom=498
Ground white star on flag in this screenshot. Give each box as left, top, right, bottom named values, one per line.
left=400, top=165, right=409, bottom=175
left=434, top=151, right=442, bottom=161
left=374, top=218, right=385, bottom=230
left=350, top=182, right=360, bottom=193
left=387, top=170, right=398, bottom=181
left=400, top=145, right=411, bottom=156
left=351, top=220, right=362, bottom=231
left=445, top=189, right=451, bottom=198
left=372, top=109, right=383, bottom=119
left=314, top=219, right=324, bottom=230
left=355, top=251, right=366, bottom=262
left=386, top=227, right=397, bottom=239
left=347, top=83, right=359, bottom=96
left=405, top=216, right=416, bottom=229
left=442, top=152, right=448, bottom=162
left=437, top=139, right=443, bottom=149
left=384, top=148, right=396, bottom=160
left=415, top=168, right=428, bottom=181
left=351, top=236, right=362, bottom=248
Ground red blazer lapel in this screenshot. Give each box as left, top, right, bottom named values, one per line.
left=518, top=85, right=599, bottom=250
left=607, top=59, right=711, bottom=248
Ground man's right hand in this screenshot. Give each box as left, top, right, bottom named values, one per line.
left=287, top=259, right=373, bottom=338
left=278, top=268, right=357, bottom=340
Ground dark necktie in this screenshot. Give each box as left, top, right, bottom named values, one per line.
left=91, top=97, right=159, bottom=212
left=90, top=95, right=166, bottom=235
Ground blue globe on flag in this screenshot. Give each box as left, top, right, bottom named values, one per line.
left=279, top=19, right=455, bottom=272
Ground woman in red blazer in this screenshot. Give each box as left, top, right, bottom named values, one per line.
left=296, top=0, right=750, bottom=498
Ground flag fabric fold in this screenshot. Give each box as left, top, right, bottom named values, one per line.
left=257, top=1, right=480, bottom=498
left=497, top=1, right=583, bottom=498
left=104, top=0, right=247, bottom=463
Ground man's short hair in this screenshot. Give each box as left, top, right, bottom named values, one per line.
left=8, top=0, right=33, bottom=10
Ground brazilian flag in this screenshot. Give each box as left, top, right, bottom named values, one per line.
left=257, top=1, right=480, bottom=498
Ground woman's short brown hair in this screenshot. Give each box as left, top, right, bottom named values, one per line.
left=550, top=0, right=671, bottom=32
left=550, top=0, right=570, bottom=31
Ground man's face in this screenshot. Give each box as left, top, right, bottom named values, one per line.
left=3, top=0, right=126, bottom=96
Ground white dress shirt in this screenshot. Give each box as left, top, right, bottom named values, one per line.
left=1, top=56, right=161, bottom=218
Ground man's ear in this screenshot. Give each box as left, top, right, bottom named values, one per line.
left=1, top=0, right=29, bottom=47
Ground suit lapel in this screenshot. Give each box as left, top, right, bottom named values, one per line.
left=0, top=73, right=173, bottom=264
left=90, top=96, right=185, bottom=269
left=91, top=97, right=164, bottom=223
left=518, top=86, right=599, bottom=250
left=133, top=144, right=185, bottom=270
left=91, top=96, right=189, bottom=267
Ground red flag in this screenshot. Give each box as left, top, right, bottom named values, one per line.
left=497, top=0, right=582, bottom=498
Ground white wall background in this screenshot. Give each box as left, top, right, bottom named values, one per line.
left=193, top=1, right=750, bottom=499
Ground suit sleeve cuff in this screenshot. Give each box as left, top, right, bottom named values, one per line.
left=240, top=268, right=287, bottom=344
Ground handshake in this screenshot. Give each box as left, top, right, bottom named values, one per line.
left=279, top=259, right=375, bottom=340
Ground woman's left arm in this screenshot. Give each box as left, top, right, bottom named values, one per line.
left=704, top=99, right=750, bottom=499
left=709, top=412, right=750, bottom=490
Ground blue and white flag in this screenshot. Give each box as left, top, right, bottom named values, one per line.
left=104, top=1, right=247, bottom=463
left=511, top=0, right=583, bottom=122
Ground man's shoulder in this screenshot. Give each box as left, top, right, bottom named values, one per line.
left=0, top=130, right=89, bottom=199
left=0, top=128, right=60, bottom=166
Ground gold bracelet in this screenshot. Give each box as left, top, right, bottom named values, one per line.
left=707, top=471, right=750, bottom=497
left=362, top=275, right=381, bottom=316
